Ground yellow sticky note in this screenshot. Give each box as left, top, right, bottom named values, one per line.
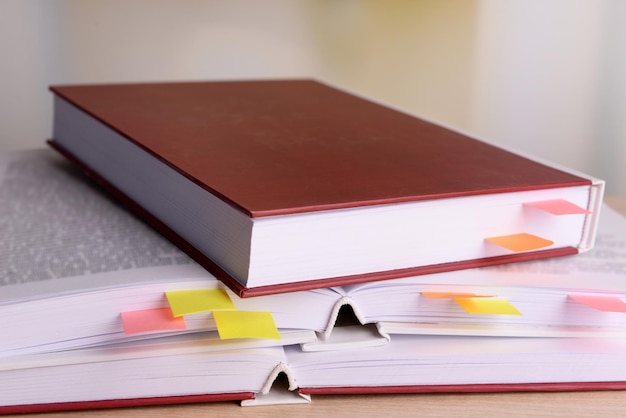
left=421, top=292, right=491, bottom=299
left=213, top=311, right=281, bottom=340
left=524, top=199, right=591, bottom=215
left=485, top=233, right=553, bottom=252
left=454, top=298, right=522, bottom=315
left=165, top=288, right=235, bottom=317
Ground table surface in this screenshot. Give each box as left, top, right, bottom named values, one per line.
left=7, top=197, right=626, bottom=418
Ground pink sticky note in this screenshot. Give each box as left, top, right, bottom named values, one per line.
left=568, top=294, right=626, bottom=313
left=524, top=199, right=591, bottom=215
left=120, top=308, right=187, bottom=335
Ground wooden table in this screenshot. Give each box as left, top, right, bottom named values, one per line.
left=606, top=196, right=626, bottom=215
left=8, top=198, right=626, bottom=418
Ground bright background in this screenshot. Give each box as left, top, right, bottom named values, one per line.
left=1, top=0, right=624, bottom=195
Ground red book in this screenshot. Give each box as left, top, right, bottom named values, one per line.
left=48, top=79, right=604, bottom=297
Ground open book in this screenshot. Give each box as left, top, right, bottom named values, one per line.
left=48, top=79, right=605, bottom=296
left=4, top=328, right=626, bottom=414
left=1, top=149, right=625, bottom=359
left=0, top=149, right=321, bottom=357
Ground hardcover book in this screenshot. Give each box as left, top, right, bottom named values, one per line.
left=48, top=79, right=604, bottom=296
left=1, top=149, right=625, bottom=415
left=4, top=332, right=626, bottom=414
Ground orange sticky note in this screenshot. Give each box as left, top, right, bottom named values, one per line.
left=568, top=294, right=626, bottom=313
left=165, top=288, right=235, bottom=317
left=524, top=199, right=591, bottom=215
left=213, top=311, right=281, bottom=340
left=485, top=233, right=553, bottom=252
left=421, top=292, right=492, bottom=299
left=454, top=298, right=522, bottom=315
left=120, top=308, right=187, bottom=335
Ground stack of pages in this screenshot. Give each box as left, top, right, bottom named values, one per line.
left=1, top=80, right=624, bottom=414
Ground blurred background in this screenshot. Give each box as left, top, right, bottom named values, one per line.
left=1, top=0, right=624, bottom=195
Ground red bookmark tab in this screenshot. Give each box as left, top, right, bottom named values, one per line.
left=524, top=199, right=591, bottom=215
left=568, top=294, right=626, bottom=313
left=121, top=308, right=187, bottom=335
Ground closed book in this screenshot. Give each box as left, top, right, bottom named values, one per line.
left=48, top=79, right=604, bottom=297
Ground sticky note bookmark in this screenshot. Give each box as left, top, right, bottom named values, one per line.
left=213, top=311, right=281, bottom=340
left=568, top=294, right=626, bottom=313
left=120, top=308, right=187, bottom=335
left=485, top=233, right=553, bottom=252
left=165, top=288, right=235, bottom=317
left=421, top=292, right=492, bottom=299
left=524, top=199, right=591, bottom=215
left=454, top=298, right=522, bottom=316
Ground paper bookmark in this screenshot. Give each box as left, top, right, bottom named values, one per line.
left=454, top=298, right=522, bottom=315
left=165, top=288, right=236, bottom=317
left=213, top=311, right=281, bottom=340
left=524, top=199, right=591, bottom=215
left=485, top=233, right=553, bottom=252
left=568, top=294, right=626, bottom=313
left=120, top=308, right=187, bottom=335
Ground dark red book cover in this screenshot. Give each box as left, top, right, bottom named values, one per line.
left=48, top=79, right=594, bottom=297
left=299, top=381, right=626, bottom=395
left=49, top=79, right=589, bottom=218
left=0, top=392, right=253, bottom=415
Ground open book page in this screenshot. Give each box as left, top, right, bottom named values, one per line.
left=0, top=149, right=334, bottom=355
left=0, top=345, right=286, bottom=409
left=286, top=333, right=626, bottom=389
left=225, top=286, right=342, bottom=332
left=0, top=148, right=214, bottom=303
left=0, top=329, right=312, bottom=372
